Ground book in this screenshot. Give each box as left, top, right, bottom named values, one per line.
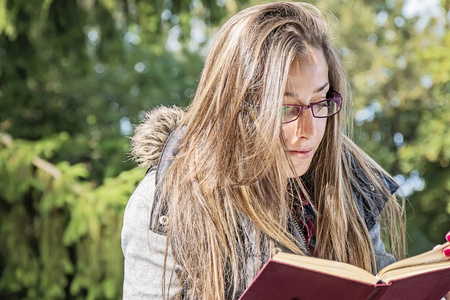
left=239, top=242, right=450, bottom=300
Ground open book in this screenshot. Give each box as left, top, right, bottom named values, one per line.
left=239, top=242, right=450, bottom=300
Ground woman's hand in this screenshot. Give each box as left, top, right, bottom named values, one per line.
left=442, top=231, right=450, bottom=300
left=439, top=231, right=450, bottom=257
left=445, top=231, right=450, bottom=253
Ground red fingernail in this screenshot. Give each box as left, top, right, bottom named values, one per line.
left=446, top=232, right=450, bottom=242
left=444, top=248, right=450, bottom=257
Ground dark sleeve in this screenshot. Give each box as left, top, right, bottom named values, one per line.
left=370, top=222, right=397, bottom=273
left=349, top=155, right=399, bottom=231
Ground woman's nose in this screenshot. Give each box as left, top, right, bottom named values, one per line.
left=295, top=108, right=316, bottom=139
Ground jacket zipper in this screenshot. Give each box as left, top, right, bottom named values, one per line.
left=292, top=216, right=312, bottom=256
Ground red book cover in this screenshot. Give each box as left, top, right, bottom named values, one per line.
left=379, top=267, right=450, bottom=300
left=239, top=259, right=450, bottom=300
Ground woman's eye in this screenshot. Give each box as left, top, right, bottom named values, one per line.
left=316, top=102, right=327, bottom=108
left=315, top=101, right=331, bottom=109
left=282, top=106, right=301, bottom=121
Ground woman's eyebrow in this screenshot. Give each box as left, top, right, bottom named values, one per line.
left=314, top=82, right=329, bottom=93
left=284, top=92, right=298, bottom=97
left=284, top=82, right=330, bottom=98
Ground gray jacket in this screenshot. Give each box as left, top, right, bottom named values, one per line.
left=121, top=106, right=397, bottom=299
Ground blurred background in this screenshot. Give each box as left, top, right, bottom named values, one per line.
left=0, top=0, right=449, bottom=298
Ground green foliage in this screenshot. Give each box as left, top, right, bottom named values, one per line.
left=0, top=0, right=249, bottom=298
left=313, top=0, right=450, bottom=254
left=0, top=0, right=448, bottom=298
left=0, top=132, right=144, bottom=299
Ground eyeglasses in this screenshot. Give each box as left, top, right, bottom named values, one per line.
left=281, top=90, right=343, bottom=124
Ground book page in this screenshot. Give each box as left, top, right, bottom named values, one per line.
left=379, top=261, right=450, bottom=283
left=377, top=241, right=450, bottom=279
left=274, top=252, right=377, bottom=285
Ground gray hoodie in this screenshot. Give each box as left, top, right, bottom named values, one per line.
left=121, top=106, right=396, bottom=299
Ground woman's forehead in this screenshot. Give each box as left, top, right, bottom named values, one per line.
left=285, top=48, right=329, bottom=96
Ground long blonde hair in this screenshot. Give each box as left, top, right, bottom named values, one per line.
left=160, top=2, right=405, bottom=299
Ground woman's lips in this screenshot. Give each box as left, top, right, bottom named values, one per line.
left=287, top=148, right=314, bottom=159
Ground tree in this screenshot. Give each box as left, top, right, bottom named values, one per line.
left=0, top=0, right=247, bottom=298
left=317, top=0, right=450, bottom=254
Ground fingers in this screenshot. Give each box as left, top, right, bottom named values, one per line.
left=445, top=231, right=450, bottom=257
left=444, top=247, right=450, bottom=257
left=432, top=232, right=450, bottom=251
left=434, top=232, right=450, bottom=252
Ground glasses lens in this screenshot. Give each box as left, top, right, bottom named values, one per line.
left=281, top=92, right=342, bottom=124
left=282, top=106, right=301, bottom=123
left=312, top=98, right=341, bottom=117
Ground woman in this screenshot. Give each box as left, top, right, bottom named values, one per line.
left=122, top=2, right=450, bottom=299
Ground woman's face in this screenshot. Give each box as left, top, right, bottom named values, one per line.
left=282, top=47, right=329, bottom=177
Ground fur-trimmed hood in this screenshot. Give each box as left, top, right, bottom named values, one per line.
left=131, top=106, right=185, bottom=169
